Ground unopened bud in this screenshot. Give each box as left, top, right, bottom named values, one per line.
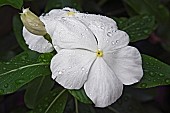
left=20, top=8, right=47, bottom=36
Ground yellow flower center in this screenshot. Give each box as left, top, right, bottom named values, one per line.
left=96, top=50, right=103, bottom=57
left=67, top=11, right=75, bottom=16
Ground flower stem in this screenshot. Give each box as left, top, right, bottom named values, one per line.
left=108, top=107, right=120, bottom=113
left=75, top=98, right=79, bottom=113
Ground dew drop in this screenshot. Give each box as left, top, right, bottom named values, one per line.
left=0, top=89, right=4, bottom=94
left=68, top=66, right=72, bottom=69
left=165, top=78, right=170, bottom=83
left=39, top=108, right=42, bottom=112
left=4, top=84, right=8, bottom=88
left=44, top=97, right=48, bottom=101
left=111, top=41, right=115, bottom=45
left=58, top=71, right=63, bottom=75
left=81, top=67, right=85, bottom=71
left=115, top=40, right=119, bottom=43
left=35, top=24, right=38, bottom=27
left=6, top=62, right=10, bottom=64
left=107, top=32, right=112, bottom=37
left=144, top=30, right=149, bottom=34
left=159, top=73, right=164, bottom=77
left=136, top=28, right=140, bottom=30
left=100, top=26, right=105, bottom=30
left=140, top=83, right=147, bottom=88
left=15, top=79, right=25, bottom=85
left=149, top=72, right=154, bottom=77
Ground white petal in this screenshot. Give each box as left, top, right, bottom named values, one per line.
left=40, top=7, right=78, bottom=36
left=50, top=49, right=96, bottom=89
left=76, top=13, right=117, bottom=30
left=76, top=14, right=129, bottom=51
left=103, top=46, right=143, bottom=85
left=40, top=9, right=66, bottom=36
left=52, top=17, right=97, bottom=51
left=23, top=27, right=54, bottom=53
left=84, top=58, right=123, bottom=107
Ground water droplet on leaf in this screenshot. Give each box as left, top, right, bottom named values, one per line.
left=140, top=83, right=147, bottom=88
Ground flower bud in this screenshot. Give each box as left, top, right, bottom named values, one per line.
left=20, top=8, right=47, bottom=36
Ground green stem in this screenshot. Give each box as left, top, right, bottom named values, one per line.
left=44, top=33, right=52, bottom=43
left=75, top=98, right=79, bottom=113
left=108, top=107, right=120, bottom=113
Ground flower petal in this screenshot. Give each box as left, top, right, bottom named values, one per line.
left=52, top=17, right=98, bottom=51
left=40, top=7, right=79, bottom=37
left=23, top=27, right=54, bottom=53
left=84, top=58, right=123, bottom=107
left=50, top=49, right=96, bottom=89
left=76, top=14, right=129, bottom=51
left=103, top=46, right=143, bottom=85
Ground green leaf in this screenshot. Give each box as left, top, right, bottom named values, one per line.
left=0, top=51, right=52, bottom=95
left=69, top=89, right=92, bottom=104
left=134, top=55, right=170, bottom=88
left=33, top=89, right=68, bottom=113
left=0, top=0, right=23, bottom=9
left=114, top=15, right=155, bottom=42
left=109, top=94, right=145, bottom=113
left=13, top=15, right=29, bottom=51
left=124, top=0, right=170, bottom=23
left=24, top=76, right=54, bottom=109
left=45, top=0, right=81, bottom=13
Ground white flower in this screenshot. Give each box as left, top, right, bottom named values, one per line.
left=23, top=8, right=143, bottom=107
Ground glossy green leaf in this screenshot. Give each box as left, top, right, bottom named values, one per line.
left=0, top=51, right=53, bottom=95
left=124, top=0, right=170, bottom=23
left=24, top=76, right=55, bottom=109
left=134, top=54, right=170, bottom=88
left=114, top=15, right=155, bottom=42
left=0, top=0, right=23, bottom=9
left=33, top=89, right=68, bottom=113
left=69, top=89, right=92, bottom=104
left=45, top=0, right=81, bottom=13
left=13, top=15, right=29, bottom=51
left=109, top=94, right=145, bottom=113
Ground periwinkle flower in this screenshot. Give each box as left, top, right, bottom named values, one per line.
left=22, top=8, right=143, bottom=107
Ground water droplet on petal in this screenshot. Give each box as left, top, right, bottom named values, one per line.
left=58, top=71, right=63, bottom=75
left=111, top=41, right=115, bottom=45
left=107, top=32, right=112, bottom=37
left=81, top=67, right=85, bottom=71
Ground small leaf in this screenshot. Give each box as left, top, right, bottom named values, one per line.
left=134, top=54, right=170, bottom=88
left=24, top=76, right=54, bottom=109
left=0, top=0, right=23, bottom=9
left=124, top=0, right=170, bottom=23
left=13, top=15, right=29, bottom=51
left=33, top=89, right=68, bottom=113
left=0, top=51, right=52, bottom=95
left=69, top=89, right=92, bottom=104
left=114, top=15, right=155, bottom=42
